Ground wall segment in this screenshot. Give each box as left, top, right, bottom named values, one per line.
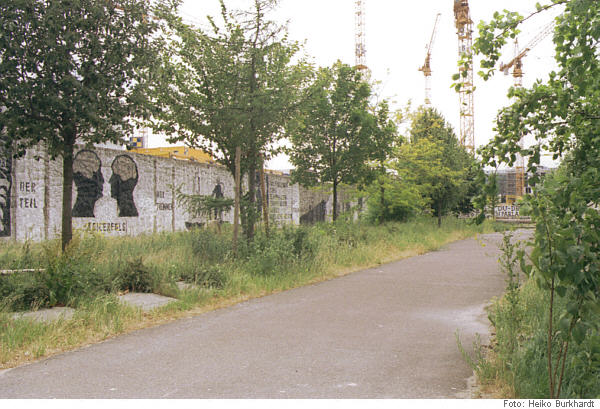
left=0, top=145, right=359, bottom=242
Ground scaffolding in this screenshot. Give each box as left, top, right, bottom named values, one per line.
left=453, top=0, right=475, bottom=153
left=355, top=0, right=367, bottom=72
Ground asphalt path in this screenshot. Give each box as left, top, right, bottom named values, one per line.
left=0, top=230, right=531, bottom=398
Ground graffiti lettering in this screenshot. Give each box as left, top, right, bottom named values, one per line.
left=157, top=203, right=172, bottom=211
left=19, top=182, right=38, bottom=209
left=19, top=197, right=38, bottom=209
left=19, top=182, right=36, bottom=193
left=185, top=221, right=204, bottom=230
left=495, top=205, right=520, bottom=218
left=83, top=222, right=128, bottom=233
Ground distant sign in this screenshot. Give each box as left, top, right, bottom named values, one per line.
left=495, top=205, right=520, bottom=219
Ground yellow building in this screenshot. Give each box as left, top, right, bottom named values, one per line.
left=130, top=146, right=215, bottom=164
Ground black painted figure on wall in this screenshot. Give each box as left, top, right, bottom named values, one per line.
left=211, top=180, right=224, bottom=220
left=110, top=155, right=138, bottom=217
left=0, top=145, right=12, bottom=236
left=73, top=150, right=104, bottom=218
left=300, top=200, right=327, bottom=225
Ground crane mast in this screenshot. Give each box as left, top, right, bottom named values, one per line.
left=499, top=20, right=555, bottom=202
left=419, top=13, right=441, bottom=106
left=355, top=0, right=367, bottom=72
left=453, top=0, right=475, bottom=154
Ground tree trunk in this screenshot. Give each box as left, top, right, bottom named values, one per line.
left=379, top=164, right=386, bottom=223
left=437, top=201, right=442, bottom=228
left=233, top=146, right=241, bottom=255
left=61, top=140, right=75, bottom=251
left=379, top=182, right=385, bottom=224
left=259, top=159, right=269, bottom=237
left=246, top=160, right=257, bottom=241
left=332, top=180, right=338, bottom=222
left=548, top=277, right=556, bottom=398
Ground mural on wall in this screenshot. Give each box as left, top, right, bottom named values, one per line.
left=211, top=180, right=224, bottom=220
left=212, top=181, right=224, bottom=199
left=7, top=144, right=364, bottom=242
left=300, top=200, right=326, bottom=225
left=73, top=150, right=104, bottom=217
left=110, top=154, right=139, bottom=217
left=0, top=143, right=12, bottom=236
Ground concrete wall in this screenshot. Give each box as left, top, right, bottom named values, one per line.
left=0, top=144, right=359, bottom=242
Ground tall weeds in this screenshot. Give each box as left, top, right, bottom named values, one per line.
left=471, top=233, right=600, bottom=398
left=1, top=216, right=498, bottom=368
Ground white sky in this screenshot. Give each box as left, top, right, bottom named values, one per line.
left=152, top=0, right=564, bottom=169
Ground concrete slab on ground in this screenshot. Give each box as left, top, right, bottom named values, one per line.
left=117, top=293, right=177, bottom=311
left=11, top=307, right=75, bottom=323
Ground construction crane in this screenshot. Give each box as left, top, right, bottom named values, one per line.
left=499, top=20, right=555, bottom=202
left=499, top=20, right=555, bottom=87
left=453, top=0, right=475, bottom=154
left=355, top=0, right=368, bottom=72
left=418, top=13, right=441, bottom=106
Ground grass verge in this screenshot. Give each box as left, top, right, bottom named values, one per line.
left=1, top=216, right=502, bottom=369
left=464, top=234, right=600, bottom=399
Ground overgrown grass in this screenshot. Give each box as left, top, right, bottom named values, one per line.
left=0, top=216, right=500, bottom=369
left=466, top=234, right=600, bottom=398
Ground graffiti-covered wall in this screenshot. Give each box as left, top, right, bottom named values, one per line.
left=0, top=141, right=12, bottom=238
left=0, top=144, right=358, bottom=242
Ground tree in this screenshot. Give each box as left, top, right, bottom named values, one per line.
left=287, top=61, right=391, bottom=221
left=151, top=0, right=310, bottom=241
left=364, top=167, right=424, bottom=223
left=0, top=0, right=173, bottom=250
left=367, top=100, right=402, bottom=224
left=467, top=0, right=600, bottom=397
left=398, top=107, right=473, bottom=227
left=472, top=170, right=499, bottom=223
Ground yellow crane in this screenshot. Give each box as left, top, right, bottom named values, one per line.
left=499, top=20, right=555, bottom=203
left=355, top=0, right=368, bottom=72
left=499, top=20, right=555, bottom=87
left=419, top=13, right=441, bottom=106
left=453, top=0, right=475, bottom=154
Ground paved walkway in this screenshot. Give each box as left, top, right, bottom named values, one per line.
left=0, top=231, right=530, bottom=398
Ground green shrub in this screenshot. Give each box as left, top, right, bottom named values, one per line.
left=0, top=240, right=44, bottom=270
left=190, top=229, right=232, bottom=264
left=562, top=329, right=600, bottom=398
left=244, top=232, right=296, bottom=276
left=181, top=265, right=227, bottom=289
left=113, top=257, right=154, bottom=293
left=282, top=225, right=320, bottom=260
left=0, top=271, right=49, bottom=312
left=481, top=275, right=600, bottom=398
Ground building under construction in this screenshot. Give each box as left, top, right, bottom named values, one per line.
left=129, top=146, right=215, bottom=164
left=492, top=166, right=554, bottom=204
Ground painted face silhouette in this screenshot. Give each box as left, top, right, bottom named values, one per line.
left=109, top=155, right=138, bottom=217
left=0, top=147, right=11, bottom=236
left=0, top=172, right=10, bottom=235
left=72, top=150, right=103, bottom=218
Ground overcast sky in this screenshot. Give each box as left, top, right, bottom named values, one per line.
left=157, top=0, right=564, bottom=169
